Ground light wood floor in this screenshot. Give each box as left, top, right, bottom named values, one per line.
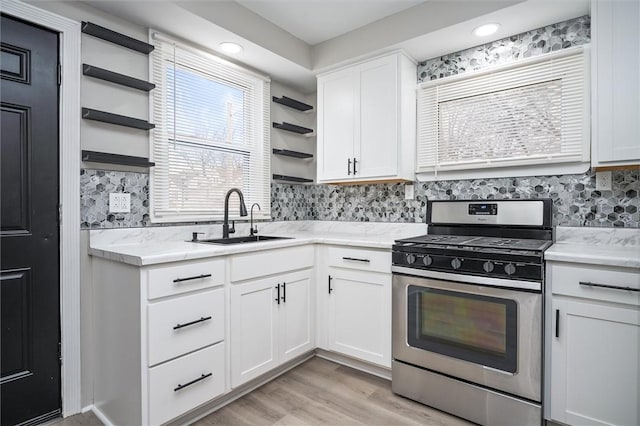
left=51, top=357, right=472, bottom=426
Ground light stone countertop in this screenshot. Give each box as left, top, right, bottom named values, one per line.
left=546, top=227, right=640, bottom=269
left=88, top=220, right=428, bottom=266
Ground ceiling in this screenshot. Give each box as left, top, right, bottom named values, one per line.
left=235, top=0, right=427, bottom=45
left=81, top=0, right=590, bottom=93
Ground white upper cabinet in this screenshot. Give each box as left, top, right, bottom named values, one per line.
left=592, top=0, right=640, bottom=167
left=317, top=51, right=416, bottom=183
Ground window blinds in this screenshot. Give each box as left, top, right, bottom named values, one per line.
left=150, top=32, right=271, bottom=222
left=417, top=46, right=589, bottom=176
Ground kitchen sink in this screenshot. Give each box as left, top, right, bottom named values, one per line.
left=193, top=235, right=292, bottom=245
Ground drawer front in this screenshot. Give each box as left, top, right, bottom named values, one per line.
left=147, top=258, right=224, bottom=300
left=549, top=262, right=640, bottom=306
left=327, top=246, right=391, bottom=273
left=230, top=245, right=313, bottom=282
left=148, top=343, right=225, bottom=426
left=148, top=288, right=224, bottom=366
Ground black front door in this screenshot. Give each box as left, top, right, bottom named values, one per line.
left=1, top=14, right=61, bottom=425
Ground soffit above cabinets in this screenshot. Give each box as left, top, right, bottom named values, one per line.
left=82, top=0, right=589, bottom=93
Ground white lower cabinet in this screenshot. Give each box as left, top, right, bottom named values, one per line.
left=317, top=246, right=392, bottom=368
left=327, top=268, right=391, bottom=367
left=91, top=257, right=227, bottom=426
left=547, top=261, right=640, bottom=426
left=230, top=268, right=314, bottom=388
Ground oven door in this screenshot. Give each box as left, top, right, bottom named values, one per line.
left=392, top=272, right=542, bottom=402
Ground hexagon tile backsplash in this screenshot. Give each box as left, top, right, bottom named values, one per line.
left=81, top=168, right=640, bottom=229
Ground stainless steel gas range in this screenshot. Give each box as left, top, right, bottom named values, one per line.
left=391, top=199, right=553, bottom=425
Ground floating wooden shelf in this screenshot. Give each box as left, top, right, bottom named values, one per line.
left=82, top=150, right=155, bottom=167
left=272, top=96, right=313, bottom=112
left=273, top=174, right=313, bottom=183
left=82, top=108, right=155, bottom=130
left=81, top=21, right=154, bottom=54
left=83, top=64, right=155, bottom=91
left=272, top=122, right=314, bottom=135
left=272, top=149, right=313, bottom=159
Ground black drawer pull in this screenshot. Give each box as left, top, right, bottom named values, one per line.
left=579, top=281, right=639, bottom=292
left=282, top=282, right=286, bottom=303
left=328, top=275, right=333, bottom=294
left=173, top=273, right=212, bottom=283
left=342, top=257, right=370, bottom=263
left=173, top=316, right=212, bottom=330
left=174, top=372, right=212, bottom=392
left=555, top=309, right=560, bottom=338
left=275, top=284, right=280, bottom=305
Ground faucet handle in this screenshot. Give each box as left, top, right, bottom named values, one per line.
left=229, top=220, right=236, bottom=235
left=192, top=232, right=205, bottom=242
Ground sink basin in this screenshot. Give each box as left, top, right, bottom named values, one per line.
left=193, top=235, right=292, bottom=245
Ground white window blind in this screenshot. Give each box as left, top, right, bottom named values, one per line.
left=417, top=46, right=590, bottom=178
left=150, top=32, right=270, bottom=222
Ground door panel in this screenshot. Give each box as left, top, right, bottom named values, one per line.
left=328, top=268, right=391, bottom=367
left=1, top=14, right=61, bottom=425
left=318, top=70, right=356, bottom=181
left=280, top=270, right=314, bottom=362
left=358, top=56, right=398, bottom=178
left=230, top=278, right=278, bottom=388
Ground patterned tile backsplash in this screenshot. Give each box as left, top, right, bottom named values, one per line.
left=80, top=15, right=639, bottom=230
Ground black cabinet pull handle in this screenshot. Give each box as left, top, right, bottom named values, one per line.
left=173, top=316, right=212, bottom=330
left=174, top=372, right=212, bottom=392
left=342, top=256, right=370, bottom=263
left=328, top=275, right=333, bottom=294
left=347, top=158, right=352, bottom=175
left=579, top=281, right=639, bottom=292
left=555, top=309, right=560, bottom=338
left=275, top=284, right=280, bottom=304
left=282, top=282, right=286, bottom=303
left=353, top=157, right=357, bottom=175
left=173, top=273, right=212, bottom=283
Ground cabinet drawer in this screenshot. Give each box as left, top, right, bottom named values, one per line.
left=147, top=258, right=224, bottom=300
left=148, top=288, right=224, bottom=366
left=230, top=245, right=313, bottom=282
left=549, top=262, right=640, bottom=306
left=327, top=246, right=391, bottom=273
left=148, top=343, right=225, bottom=426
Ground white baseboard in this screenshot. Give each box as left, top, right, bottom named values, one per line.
left=89, top=405, right=114, bottom=426
left=315, top=349, right=392, bottom=381
left=80, top=405, right=93, bottom=414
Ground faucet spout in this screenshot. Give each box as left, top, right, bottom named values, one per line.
left=223, top=188, right=248, bottom=239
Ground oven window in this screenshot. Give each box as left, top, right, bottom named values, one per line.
left=407, top=286, right=518, bottom=373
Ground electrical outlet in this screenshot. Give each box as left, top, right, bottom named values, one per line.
left=595, top=171, right=612, bottom=191
left=405, top=184, right=414, bottom=200
left=109, top=193, right=130, bottom=213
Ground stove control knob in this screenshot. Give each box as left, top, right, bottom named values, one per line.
left=405, top=254, right=416, bottom=265
left=422, top=255, right=433, bottom=266
left=451, top=258, right=462, bottom=270
left=483, top=261, right=495, bottom=273
left=505, top=263, right=517, bottom=275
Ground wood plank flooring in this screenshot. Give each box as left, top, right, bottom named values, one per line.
left=47, top=357, right=472, bottom=426
left=194, top=357, right=471, bottom=426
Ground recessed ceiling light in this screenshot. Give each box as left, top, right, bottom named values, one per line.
left=473, top=23, right=501, bottom=37
left=219, top=42, right=243, bottom=54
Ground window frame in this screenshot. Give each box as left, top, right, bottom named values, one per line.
left=416, top=46, right=591, bottom=182
left=148, top=31, right=271, bottom=223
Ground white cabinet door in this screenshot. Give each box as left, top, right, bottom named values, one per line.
left=230, top=277, right=279, bottom=388
left=550, top=298, right=640, bottom=426
left=357, top=55, right=398, bottom=179
left=317, top=69, right=356, bottom=181
left=279, top=269, right=314, bottom=363
left=592, top=0, right=640, bottom=165
left=327, top=268, right=391, bottom=368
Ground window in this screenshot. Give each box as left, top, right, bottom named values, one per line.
left=416, top=46, right=590, bottom=181
left=150, top=32, right=270, bottom=222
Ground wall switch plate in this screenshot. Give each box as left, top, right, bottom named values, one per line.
left=595, top=171, right=612, bottom=191
left=109, top=193, right=130, bottom=213
left=405, top=184, right=414, bottom=200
